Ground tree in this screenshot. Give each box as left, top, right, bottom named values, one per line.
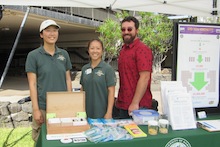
left=138, top=12, right=173, bottom=73
left=96, top=19, right=122, bottom=63
left=96, top=11, right=129, bottom=64
left=97, top=11, right=173, bottom=73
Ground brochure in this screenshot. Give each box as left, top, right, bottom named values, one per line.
left=197, top=120, right=220, bottom=132
left=87, top=118, right=135, bottom=127
left=167, top=92, right=197, bottom=130
left=124, top=124, right=147, bottom=138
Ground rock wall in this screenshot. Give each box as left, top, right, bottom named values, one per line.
left=0, top=101, right=32, bottom=128
left=152, top=73, right=171, bottom=84
left=75, top=70, right=172, bottom=84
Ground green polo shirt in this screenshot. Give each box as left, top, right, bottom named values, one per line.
left=80, top=60, right=116, bottom=118
left=25, top=46, right=72, bottom=110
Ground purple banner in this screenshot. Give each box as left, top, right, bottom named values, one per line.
left=179, top=25, right=220, bottom=35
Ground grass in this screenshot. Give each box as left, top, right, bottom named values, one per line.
left=0, top=127, right=34, bottom=147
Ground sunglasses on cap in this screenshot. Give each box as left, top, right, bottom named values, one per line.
left=121, top=27, right=133, bottom=32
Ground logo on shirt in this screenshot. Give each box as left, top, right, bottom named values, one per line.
left=57, top=54, right=65, bottom=61
left=96, top=70, right=104, bottom=76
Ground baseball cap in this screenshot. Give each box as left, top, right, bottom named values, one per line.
left=39, top=19, right=60, bottom=32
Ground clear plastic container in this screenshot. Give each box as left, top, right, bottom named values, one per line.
left=132, top=109, right=159, bottom=125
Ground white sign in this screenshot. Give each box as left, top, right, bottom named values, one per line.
left=168, top=92, right=197, bottom=130
left=177, top=24, right=220, bottom=108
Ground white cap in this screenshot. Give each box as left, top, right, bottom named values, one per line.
left=39, top=19, right=60, bottom=32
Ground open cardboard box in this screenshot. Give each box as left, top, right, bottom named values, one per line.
left=46, top=91, right=90, bottom=139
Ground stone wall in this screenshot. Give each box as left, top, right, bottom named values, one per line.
left=0, top=101, right=32, bottom=128
left=75, top=70, right=172, bottom=84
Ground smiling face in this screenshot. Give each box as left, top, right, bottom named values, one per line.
left=88, top=40, right=103, bottom=62
left=40, top=25, right=59, bottom=45
left=121, top=21, right=138, bottom=45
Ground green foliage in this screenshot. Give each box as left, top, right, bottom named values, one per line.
left=96, top=10, right=131, bottom=63
left=138, top=12, right=173, bottom=55
left=97, top=19, right=122, bottom=63
left=115, top=10, right=130, bottom=19
left=0, top=127, right=34, bottom=147
left=138, top=12, right=173, bottom=72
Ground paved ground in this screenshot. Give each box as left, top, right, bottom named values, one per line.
left=0, top=75, right=162, bottom=114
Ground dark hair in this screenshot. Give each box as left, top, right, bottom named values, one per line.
left=87, top=39, right=104, bottom=50
left=121, top=16, right=139, bottom=29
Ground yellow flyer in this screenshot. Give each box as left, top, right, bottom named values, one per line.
left=124, top=124, right=147, bottom=138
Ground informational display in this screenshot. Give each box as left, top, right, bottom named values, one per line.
left=176, top=23, right=220, bottom=108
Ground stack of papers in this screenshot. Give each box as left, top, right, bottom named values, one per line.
left=161, top=81, right=197, bottom=130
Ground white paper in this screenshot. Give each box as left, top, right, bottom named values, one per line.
left=160, top=81, right=183, bottom=115
left=47, top=132, right=86, bottom=140
left=48, top=118, right=61, bottom=124
left=168, top=92, right=197, bottom=130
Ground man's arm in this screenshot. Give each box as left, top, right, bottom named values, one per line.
left=128, top=70, right=151, bottom=114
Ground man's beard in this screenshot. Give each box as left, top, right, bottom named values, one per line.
left=123, top=34, right=135, bottom=45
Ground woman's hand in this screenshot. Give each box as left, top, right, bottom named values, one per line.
left=33, top=109, right=44, bottom=125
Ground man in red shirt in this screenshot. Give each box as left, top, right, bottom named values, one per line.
left=114, top=16, right=153, bottom=119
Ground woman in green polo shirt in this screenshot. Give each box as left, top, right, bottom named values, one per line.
left=80, top=39, right=116, bottom=119
left=25, top=19, right=72, bottom=142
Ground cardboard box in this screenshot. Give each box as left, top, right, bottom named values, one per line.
left=46, top=92, right=90, bottom=139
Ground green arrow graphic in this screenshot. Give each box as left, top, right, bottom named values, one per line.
left=190, top=72, right=208, bottom=91
left=197, top=55, right=203, bottom=63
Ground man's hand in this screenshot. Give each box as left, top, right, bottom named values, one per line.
left=128, top=103, right=139, bottom=115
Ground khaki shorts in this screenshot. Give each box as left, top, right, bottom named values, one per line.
left=32, top=109, right=46, bottom=142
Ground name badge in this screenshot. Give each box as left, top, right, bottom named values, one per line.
left=85, top=68, right=92, bottom=75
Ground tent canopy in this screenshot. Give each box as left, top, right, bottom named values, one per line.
left=0, top=0, right=219, bottom=17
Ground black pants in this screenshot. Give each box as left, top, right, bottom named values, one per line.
left=112, top=105, right=131, bottom=119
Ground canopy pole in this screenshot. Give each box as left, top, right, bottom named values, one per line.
left=212, top=0, right=218, bottom=15
left=0, top=6, right=31, bottom=88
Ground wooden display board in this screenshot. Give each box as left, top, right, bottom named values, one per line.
left=46, top=91, right=90, bottom=135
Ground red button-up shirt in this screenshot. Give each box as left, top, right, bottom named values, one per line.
left=116, top=38, right=153, bottom=110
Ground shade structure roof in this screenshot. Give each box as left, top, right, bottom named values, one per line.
left=0, top=0, right=219, bottom=17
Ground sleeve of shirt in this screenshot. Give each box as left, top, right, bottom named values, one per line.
left=136, top=45, right=153, bottom=72
left=25, top=52, right=37, bottom=73
left=106, top=65, right=116, bottom=87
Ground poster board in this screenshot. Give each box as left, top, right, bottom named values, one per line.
left=172, top=22, right=220, bottom=115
